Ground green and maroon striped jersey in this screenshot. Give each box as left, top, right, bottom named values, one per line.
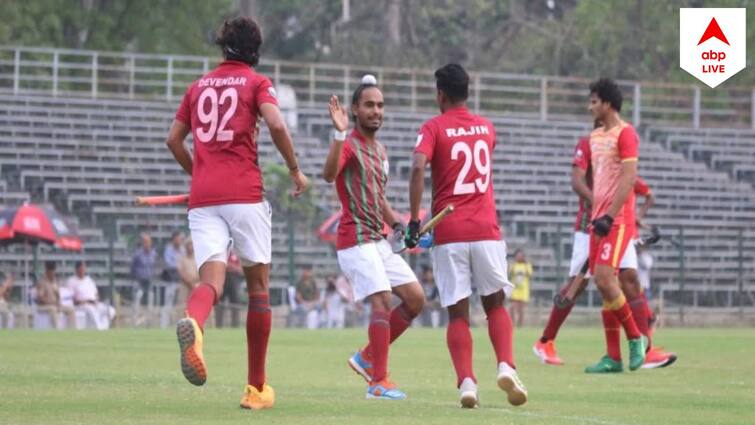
left=335, top=129, right=389, bottom=250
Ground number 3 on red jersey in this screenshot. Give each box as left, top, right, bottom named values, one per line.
left=196, top=87, right=239, bottom=143
left=451, top=140, right=491, bottom=195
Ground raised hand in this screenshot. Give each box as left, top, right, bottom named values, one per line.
left=328, top=95, right=348, bottom=132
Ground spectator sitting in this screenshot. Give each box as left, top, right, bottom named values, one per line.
left=0, top=272, right=14, bottom=328
left=131, top=232, right=157, bottom=310
left=294, top=266, right=321, bottom=329
left=176, top=238, right=199, bottom=307
left=34, top=261, right=75, bottom=329
left=161, top=231, right=185, bottom=307
left=324, top=275, right=348, bottom=329
left=67, top=261, right=114, bottom=330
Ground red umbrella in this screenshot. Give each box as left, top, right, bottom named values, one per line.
left=0, top=203, right=82, bottom=303
left=0, top=203, right=82, bottom=250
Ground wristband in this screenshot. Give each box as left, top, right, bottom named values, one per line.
left=333, top=129, right=347, bottom=142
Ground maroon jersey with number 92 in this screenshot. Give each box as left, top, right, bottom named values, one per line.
left=175, top=60, right=278, bottom=210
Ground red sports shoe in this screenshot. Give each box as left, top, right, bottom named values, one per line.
left=642, top=347, right=677, bottom=369
left=533, top=340, right=564, bottom=365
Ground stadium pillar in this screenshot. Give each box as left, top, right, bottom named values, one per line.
left=166, top=56, right=173, bottom=100
left=539, top=78, right=548, bottom=121
left=692, top=87, right=701, bottom=129
left=309, top=66, right=315, bottom=107
left=13, top=48, right=20, bottom=95
left=632, top=84, right=641, bottom=126
left=91, top=53, right=98, bottom=98
left=108, top=235, right=115, bottom=308
left=677, top=226, right=685, bottom=324
left=738, top=228, right=744, bottom=317
left=473, top=74, right=480, bottom=113
left=287, top=207, right=295, bottom=286
left=52, top=52, right=59, bottom=97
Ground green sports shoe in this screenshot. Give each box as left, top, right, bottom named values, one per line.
left=585, top=355, right=623, bottom=373
left=628, top=336, right=647, bottom=371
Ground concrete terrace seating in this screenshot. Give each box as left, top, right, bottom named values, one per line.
left=0, top=94, right=753, bottom=295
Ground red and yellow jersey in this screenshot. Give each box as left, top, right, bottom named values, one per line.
left=589, top=121, right=639, bottom=228
left=572, top=137, right=593, bottom=232
left=335, top=129, right=389, bottom=250
left=175, top=60, right=278, bottom=209
left=414, top=106, right=501, bottom=245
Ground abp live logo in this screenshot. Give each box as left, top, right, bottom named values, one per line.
left=680, top=8, right=746, bottom=88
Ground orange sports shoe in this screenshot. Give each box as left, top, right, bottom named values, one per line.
left=240, top=384, right=276, bottom=410
left=176, top=317, right=207, bottom=386
left=642, top=347, right=677, bottom=369
left=532, top=340, right=564, bottom=365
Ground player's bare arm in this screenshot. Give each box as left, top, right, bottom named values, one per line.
left=408, top=152, right=428, bottom=221
left=259, top=102, right=309, bottom=197
left=379, top=195, right=401, bottom=228
left=637, top=190, right=654, bottom=224
left=166, top=120, right=193, bottom=175
left=323, top=95, right=348, bottom=183
left=607, top=160, right=637, bottom=218
left=571, top=166, right=593, bottom=205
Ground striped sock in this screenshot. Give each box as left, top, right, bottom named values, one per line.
left=602, top=309, right=622, bottom=361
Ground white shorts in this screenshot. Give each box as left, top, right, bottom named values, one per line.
left=337, top=239, right=417, bottom=302
left=188, top=201, right=272, bottom=270
left=619, top=239, right=638, bottom=270
left=430, top=240, right=514, bottom=308
left=568, top=231, right=590, bottom=277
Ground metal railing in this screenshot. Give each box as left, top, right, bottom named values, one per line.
left=1, top=46, right=754, bottom=129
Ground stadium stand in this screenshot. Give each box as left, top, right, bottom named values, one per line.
left=0, top=47, right=753, bottom=317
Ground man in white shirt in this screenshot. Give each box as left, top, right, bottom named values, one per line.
left=67, top=261, right=114, bottom=330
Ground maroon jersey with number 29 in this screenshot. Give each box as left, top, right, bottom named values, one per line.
left=414, top=105, right=501, bottom=245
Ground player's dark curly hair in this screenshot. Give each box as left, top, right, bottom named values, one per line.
left=435, top=63, right=469, bottom=103
left=589, top=78, right=622, bottom=112
left=215, top=17, right=262, bottom=67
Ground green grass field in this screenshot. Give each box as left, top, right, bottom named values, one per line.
left=1, top=327, right=753, bottom=425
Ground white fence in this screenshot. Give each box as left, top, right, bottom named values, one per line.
left=1, top=46, right=754, bottom=129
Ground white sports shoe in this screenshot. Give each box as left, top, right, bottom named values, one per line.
left=496, top=362, right=528, bottom=406
left=459, top=377, right=479, bottom=408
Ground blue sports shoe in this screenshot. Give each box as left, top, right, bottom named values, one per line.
left=366, top=379, right=407, bottom=400
left=348, top=349, right=373, bottom=382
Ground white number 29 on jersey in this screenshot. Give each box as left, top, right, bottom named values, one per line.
left=451, top=139, right=491, bottom=195
left=196, top=87, right=238, bottom=143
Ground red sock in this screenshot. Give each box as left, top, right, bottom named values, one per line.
left=447, top=317, right=475, bottom=388
left=541, top=286, right=575, bottom=342
left=246, top=293, right=271, bottom=391
left=629, top=296, right=650, bottom=348
left=612, top=301, right=641, bottom=340
left=368, top=311, right=391, bottom=382
left=364, top=303, right=415, bottom=358
left=486, top=306, right=515, bottom=367
left=186, top=283, right=217, bottom=330
left=602, top=309, right=622, bottom=361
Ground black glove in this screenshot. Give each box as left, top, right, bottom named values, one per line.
left=405, top=219, right=421, bottom=249
left=591, top=214, right=614, bottom=237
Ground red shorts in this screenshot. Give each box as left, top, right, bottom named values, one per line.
left=589, top=223, right=632, bottom=275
